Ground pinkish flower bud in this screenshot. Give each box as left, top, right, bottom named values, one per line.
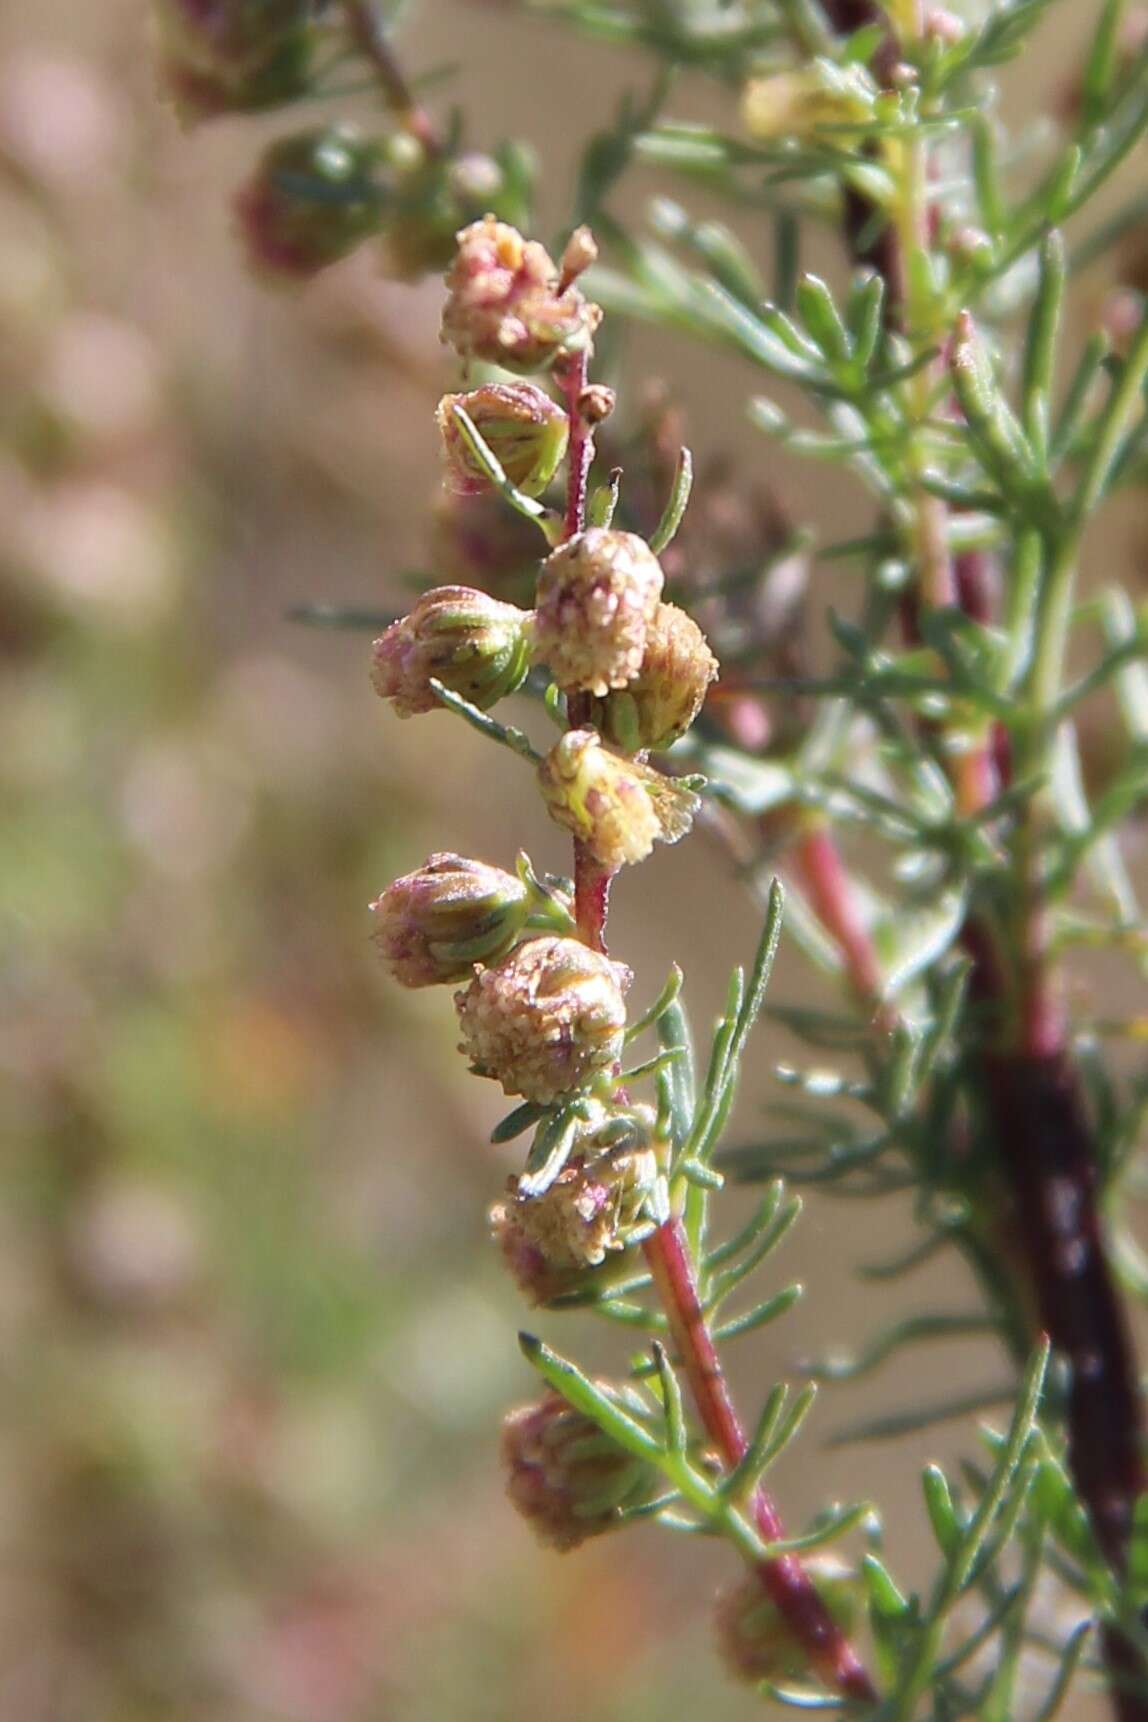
left=533, top=529, right=664, bottom=696
left=154, top=0, right=312, bottom=122
left=437, top=383, right=568, bottom=499
left=235, top=128, right=383, bottom=282
left=590, top=602, right=719, bottom=752
left=370, top=586, right=532, bottom=717
left=502, top=1388, right=657, bottom=1549
left=538, top=730, right=700, bottom=868
left=715, top=1561, right=859, bottom=1686
left=440, top=217, right=602, bottom=374
left=559, top=224, right=599, bottom=284
left=455, top=935, right=629, bottom=1103
left=371, top=852, right=559, bottom=988
left=491, top=1105, right=661, bottom=1302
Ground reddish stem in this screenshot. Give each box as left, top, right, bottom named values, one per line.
left=556, top=351, right=595, bottom=541
left=644, top=1219, right=876, bottom=1702
left=555, top=342, right=874, bottom=1702
left=794, top=825, right=890, bottom=1025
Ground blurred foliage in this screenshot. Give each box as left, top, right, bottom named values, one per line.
left=0, top=26, right=768, bottom=1721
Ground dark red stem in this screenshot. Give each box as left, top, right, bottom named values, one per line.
left=644, top=1219, right=876, bottom=1702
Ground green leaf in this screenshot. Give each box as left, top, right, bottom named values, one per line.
left=649, top=445, right=694, bottom=555
left=518, top=1333, right=663, bottom=1462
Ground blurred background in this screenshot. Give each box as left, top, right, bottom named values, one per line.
left=1, top=3, right=1142, bottom=1720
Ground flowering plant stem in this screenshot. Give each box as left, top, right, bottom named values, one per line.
left=559, top=344, right=877, bottom=1703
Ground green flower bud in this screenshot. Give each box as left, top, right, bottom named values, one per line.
left=491, top=1104, right=662, bottom=1303
left=235, top=128, right=384, bottom=282
left=538, top=730, right=700, bottom=869
left=437, top=383, right=569, bottom=499
left=455, top=935, right=629, bottom=1103
left=533, top=529, right=664, bottom=697
left=716, top=1560, right=860, bottom=1686
left=502, top=1387, right=658, bottom=1549
left=440, top=217, right=602, bottom=375
left=590, top=602, right=719, bottom=752
left=370, top=586, right=532, bottom=717
left=372, top=852, right=569, bottom=989
left=155, top=0, right=312, bottom=122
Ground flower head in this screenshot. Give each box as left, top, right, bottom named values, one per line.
left=533, top=529, right=664, bottom=696
left=440, top=217, right=601, bottom=374
left=455, top=935, right=629, bottom=1102
left=591, top=602, right=719, bottom=752
left=155, top=0, right=312, bottom=121
left=502, top=1388, right=657, bottom=1549
left=715, top=1561, right=859, bottom=1686
left=491, top=1106, right=661, bottom=1302
left=371, top=853, right=547, bottom=988
left=370, top=585, right=532, bottom=717
left=235, top=127, right=383, bottom=281
left=538, top=730, right=699, bottom=868
left=437, top=383, right=568, bottom=499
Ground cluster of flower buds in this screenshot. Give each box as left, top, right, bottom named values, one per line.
left=154, top=3, right=536, bottom=283
left=491, top=1104, right=661, bottom=1303
left=367, top=214, right=727, bottom=1567
left=440, top=218, right=602, bottom=374
left=501, top=1388, right=658, bottom=1550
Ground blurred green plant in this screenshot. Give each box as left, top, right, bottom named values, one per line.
left=157, top=0, right=1148, bottom=1716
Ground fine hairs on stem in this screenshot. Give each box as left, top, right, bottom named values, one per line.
left=157, top=0, right=1148, bottom=1714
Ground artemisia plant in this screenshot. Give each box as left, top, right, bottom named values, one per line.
left=154, top=1, right=1148, bottom=1715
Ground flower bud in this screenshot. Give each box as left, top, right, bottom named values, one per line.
left=155, top=0, right=312, bottom=122
left=371, top=853, right=539, bottom=988
left=437, top=383, right=568, bottom=498
left=492, top=1106, right=661, bottom=1302
left=559, top=224, right=599, bottom=284
left=502, top=1388, right=657, bottom=1549
left=591, top=602, right=719, bottom=751
left=741, top=61, right=875, bottom=143
left=370, top=586, right=532, bottom=717
left=440, top=217, right=602, bottom=374
left=715, top=1561, right=859, bottom=1686
left=533, top=529, right=664, bottom=696
left=235, top=128, right=383, bottom=282
left=538, top=730, right=700, bottom=869
left=455, top=935, right=629, bottom=1102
